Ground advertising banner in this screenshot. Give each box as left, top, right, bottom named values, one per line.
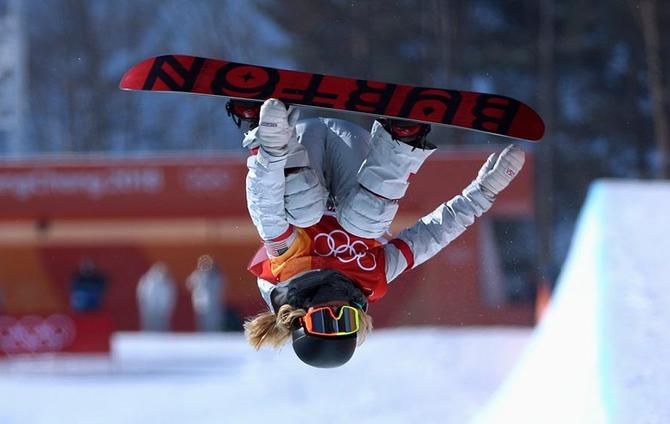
left=0, top=313, right=113, bottom=356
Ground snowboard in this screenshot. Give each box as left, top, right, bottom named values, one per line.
left=120, top=54, right=544, bottom=141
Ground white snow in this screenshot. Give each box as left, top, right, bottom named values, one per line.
left=0, top=328, right=529, bottom=424
left=477, top=179, right=670, bottom=424
left=2, top=179, right=669, bottom=424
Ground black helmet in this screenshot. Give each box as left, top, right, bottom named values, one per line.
left=291, top=323, right=357, bottom=368
left=271, top=270, right=367, bottom=369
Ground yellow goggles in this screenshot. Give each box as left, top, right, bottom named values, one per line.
left=301, top=305, right=360, bottom=337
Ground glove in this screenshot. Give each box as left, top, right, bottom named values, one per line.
left=257, top=98, right=300, bottom=157
left=475, top=144, right=525, bottom=199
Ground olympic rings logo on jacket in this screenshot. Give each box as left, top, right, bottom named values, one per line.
left=313, top=229, right=377, bottom=271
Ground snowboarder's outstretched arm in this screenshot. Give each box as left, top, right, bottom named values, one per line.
left=384, top=145, right=526, bottom=282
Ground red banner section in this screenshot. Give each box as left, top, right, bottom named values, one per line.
left=0, top=152, right=532, bottom=220
left=0, top=313, right=113, bottom=356
left=0, top=155, right=248, bottom=220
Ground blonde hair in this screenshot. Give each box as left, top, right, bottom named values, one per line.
left=244, top=304, right=374, bottom=350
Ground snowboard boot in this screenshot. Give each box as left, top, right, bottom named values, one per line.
left=226, top=100, right=261, bottom=129
left=379, top=118, right=435, bottom=150
left=337, top=120, right=436, bottom=238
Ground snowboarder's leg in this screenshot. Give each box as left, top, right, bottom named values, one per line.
left=282, top=120, right=329, bottom=228
left=321, top=118, right=371, bottom=203
left=338, top=120, right=435, bottom=238
left=284, top=118, right=372, bottom=227
left=283, top=164, right=328, bottom=228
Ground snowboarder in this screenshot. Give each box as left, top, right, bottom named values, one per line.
left=235, top=98, right=525, bottom=368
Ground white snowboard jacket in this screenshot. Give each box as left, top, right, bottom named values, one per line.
left=244, top=118, right=495, bottom=311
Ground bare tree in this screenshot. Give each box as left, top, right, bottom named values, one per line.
left=636, top=0, right=670, bottom=178
left=24, top=1, right=262, bottom=154
left=537, top=0, right=555, bottom=287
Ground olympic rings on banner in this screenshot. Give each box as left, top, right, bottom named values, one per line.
left=0, top=314, right=76, bottom=354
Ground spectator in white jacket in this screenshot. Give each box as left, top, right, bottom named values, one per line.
left=186, top=255, right=224, bottom=332
left=136, top=262, right=176, bottom=332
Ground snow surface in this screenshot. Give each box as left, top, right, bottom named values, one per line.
left=0, top=328, right=529, bottom=424
left=478, top=179, right=670, bottom=424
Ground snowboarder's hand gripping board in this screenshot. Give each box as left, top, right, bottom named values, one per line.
left=257, top=99, right=300, bottom=157
left=475, top=144, right=525, bottom=199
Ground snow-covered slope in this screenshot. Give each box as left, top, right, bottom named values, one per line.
left=478, top=180, right=670, bottom=424
left=0, top=328, right=529, bottom=424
